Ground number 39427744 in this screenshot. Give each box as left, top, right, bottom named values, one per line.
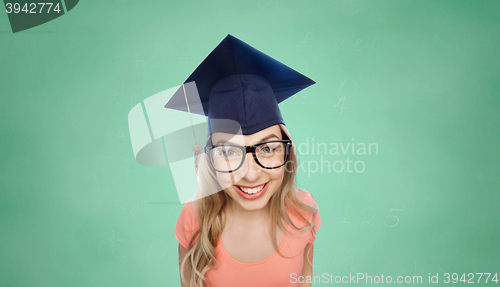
left=5, top=3, right=62, bottom=14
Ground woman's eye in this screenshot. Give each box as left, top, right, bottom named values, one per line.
left=262, top=147, right=271, bottom=153
left=259, top=145, right=274, bottom=154
left=217, top=147, right=240, bottom=157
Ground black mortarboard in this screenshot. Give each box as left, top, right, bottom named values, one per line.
left=164, top=34, right=315, bottom=135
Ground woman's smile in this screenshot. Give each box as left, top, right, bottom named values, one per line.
left=233, top=181, right=270, bottom=199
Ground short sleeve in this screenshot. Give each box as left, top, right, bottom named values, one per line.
left=297, top=191, right=321, bottom=245
left=175, top=201, right=199, bottom=249
left=308, top=207, right=321, bottom=244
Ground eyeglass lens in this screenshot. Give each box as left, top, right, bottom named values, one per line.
left=209, top=142, right=287, bottom=172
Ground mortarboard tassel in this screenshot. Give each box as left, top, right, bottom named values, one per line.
left=181, top=83, right=203, bottom=172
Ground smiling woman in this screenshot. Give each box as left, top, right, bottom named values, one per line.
left=166, top=34, right=321, bottom=287
left=211, top=125, right=288, bottom=210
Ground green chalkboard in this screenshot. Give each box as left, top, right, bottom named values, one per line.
left=1, top=0, right=499, bottom=286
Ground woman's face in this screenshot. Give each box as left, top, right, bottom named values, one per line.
left=211, top=125, right=286, bottom=211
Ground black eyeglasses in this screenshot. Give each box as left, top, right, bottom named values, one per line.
left=205, top=139, right=292, bottom=173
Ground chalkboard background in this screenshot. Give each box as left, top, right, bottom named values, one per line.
left=1, top=0, right=499, bottom=286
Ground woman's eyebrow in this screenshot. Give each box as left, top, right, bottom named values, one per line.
left=214, top=134, right=279, bottom=145
left=259, top=134, right=279, bottom=143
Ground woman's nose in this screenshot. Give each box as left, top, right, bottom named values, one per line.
left=241, top=153, right=262, bottom=182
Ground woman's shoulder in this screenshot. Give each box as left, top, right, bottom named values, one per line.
left=175, top=201, right=199, bottom=249
left=177, top=201, right=198, bottom=227
left=295, top=189, right=319, bottom=208
left=286, top=188, right=320, bottom=222
left=180, top=200, right=196, bottom=211
left=286, top=188, right=322, bottom=244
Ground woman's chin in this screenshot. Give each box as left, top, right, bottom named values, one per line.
left=234, top=197, right=270, bottom=211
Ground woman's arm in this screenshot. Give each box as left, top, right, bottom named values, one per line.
left=300, top=243, right=314, bottom=287
left=178, top=243, right=190, bottom=287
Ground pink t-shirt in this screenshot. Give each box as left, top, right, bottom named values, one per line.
left=175, top=191, right=321, bottom=287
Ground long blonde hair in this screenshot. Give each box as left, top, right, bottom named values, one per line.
left=180, top=124, right=318, bottom=287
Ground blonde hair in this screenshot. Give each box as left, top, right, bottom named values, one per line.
left=180, top=124, right=318, bottom=287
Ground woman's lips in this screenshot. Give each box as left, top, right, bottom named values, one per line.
left=233, top=181, right=270, bottom=200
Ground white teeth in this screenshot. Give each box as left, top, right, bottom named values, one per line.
left=239, top=183, right=265, bottom=194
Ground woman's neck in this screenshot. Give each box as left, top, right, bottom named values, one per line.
left=226, top=201, right=271, bottom=224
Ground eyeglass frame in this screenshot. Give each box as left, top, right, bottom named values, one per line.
left=204, top=138, right=293, bottom=173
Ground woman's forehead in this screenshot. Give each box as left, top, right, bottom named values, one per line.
left=211, top=125, right=282, bottom=145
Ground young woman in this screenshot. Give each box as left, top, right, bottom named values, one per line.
left=167, top=35, right=321, bottom=287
